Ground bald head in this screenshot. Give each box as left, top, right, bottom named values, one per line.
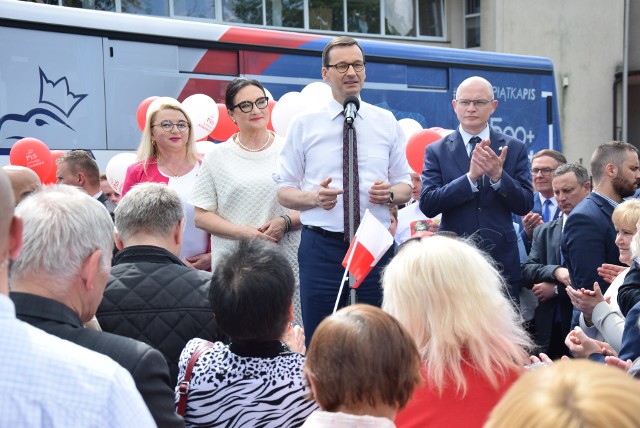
left=455, top=76, right=494, bottom=99
left=3, top=166, right=42, bottom=206
left=0, top=168, right=23, bottom=296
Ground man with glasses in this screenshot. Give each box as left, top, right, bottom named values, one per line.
left=521, top=149, right=567, bottom=245
left=420, top=76, right=533, bottom=302
left=277, top=36, right=412, bottom=345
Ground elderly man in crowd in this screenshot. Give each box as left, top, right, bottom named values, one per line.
left=0, top=170, right=154, bottom=426
left=97, top=182, right=223, bottom=386
left=9, top=184, right=184, bottom=427
left=2, top=165, right=41, bottom=205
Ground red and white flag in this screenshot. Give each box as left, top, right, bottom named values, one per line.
left=341, top=209, right=394, bottom=289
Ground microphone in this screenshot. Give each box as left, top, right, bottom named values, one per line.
left=343, top=96, right=360, bottom=126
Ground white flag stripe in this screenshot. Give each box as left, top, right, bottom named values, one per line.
left=355, top=210, right=394, bottom=266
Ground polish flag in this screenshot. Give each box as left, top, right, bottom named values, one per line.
left=341, top=209, right=394, bottom=289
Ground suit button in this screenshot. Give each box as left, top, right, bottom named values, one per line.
left=477, top=207, right=483, bottom=212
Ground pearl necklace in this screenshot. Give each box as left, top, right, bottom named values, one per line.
left=235, top=131, right=272, bottom=152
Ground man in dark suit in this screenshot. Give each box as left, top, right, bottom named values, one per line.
left=421, top=76, right=533, bottom=299
left=520, top=149, right=567, bottom=249
left=522, top=163, right=590, bottom=358
left=562, top=141, right=640, bottom=297
left=56, top=150, right=116, bottom=217
left=9, top=184, right=184, bottom=427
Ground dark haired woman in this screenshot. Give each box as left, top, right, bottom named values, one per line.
left=175, top=240, right=317, bottom=426
left=190, top=78, right=302, bottom=324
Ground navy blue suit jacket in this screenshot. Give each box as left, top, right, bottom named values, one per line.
left=561, top=193, right=622, bottom=294
left=420, top=129, right=534, bottom=282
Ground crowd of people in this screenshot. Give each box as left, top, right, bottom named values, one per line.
left=3, top=34, right=640, bottom=428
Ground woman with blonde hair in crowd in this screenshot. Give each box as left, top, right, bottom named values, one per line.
left=302, top=304, right=422, bottom=427
left=485, top=359, right=640, bottom=428
left=567, top=198, right=640, bottom=354
left=382, top=236, right=532, bottom=428
left=122, top=98, right=210, bottom=270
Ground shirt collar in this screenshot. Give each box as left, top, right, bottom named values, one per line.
left=0, top=293, right=16, bottom=319
left=539, top=194, right=557, bottom=207
left=328, top=96, right=364, bottom=121
left=459, top=125, right=490, bottom=144
left=594, top=191, right=619, bottom=209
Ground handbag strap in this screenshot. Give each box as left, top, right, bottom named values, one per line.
left=176, top=341, right=214, bottom=416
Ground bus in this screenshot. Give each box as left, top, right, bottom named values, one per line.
left=0, top=0, right=561, bottom=168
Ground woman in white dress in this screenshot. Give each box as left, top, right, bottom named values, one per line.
left=190, top=77, right=303, bottom=325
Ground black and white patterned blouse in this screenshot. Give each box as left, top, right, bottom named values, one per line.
left=176, top=338, right=318, bottom=427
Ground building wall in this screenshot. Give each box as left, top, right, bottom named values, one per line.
left=478, top=0, right=624, bottom=168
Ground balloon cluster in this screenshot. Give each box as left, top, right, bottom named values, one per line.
left=7, top=84, right=454, bottom=191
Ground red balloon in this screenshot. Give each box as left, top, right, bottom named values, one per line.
left=209, top=104, right=238, bottom=142
left=9, top=138, right=53, bottom=182
left=267, top=100, right=276, bottom=132
left=136, top=96, right=159, bottom=131
left=42, top=150, right=66, bottom=185
left=405, top=129, right=442, bottom=174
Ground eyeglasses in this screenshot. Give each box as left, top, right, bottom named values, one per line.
left=152, top=120, right=190, bottom=132
left=531, top=168, right=555, bottom=176
left=325, top=61, right=366, bottom=73
left=232, top=96, right=269, bottom=113
left=455, top=99, right=494, bottom=108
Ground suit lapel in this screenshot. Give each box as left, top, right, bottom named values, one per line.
left=445, top=130, right=471, bottom=175
left=549, top=218, right=563, bottom=264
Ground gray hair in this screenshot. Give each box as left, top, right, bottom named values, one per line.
left=12, top=185, right=114, bottom=282
left=553, top=163, right=590, bottom=186
left=115, top=182, right=184, bottom=243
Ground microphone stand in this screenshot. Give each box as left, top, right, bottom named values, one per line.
left=346, top=118, right=357, bottom=306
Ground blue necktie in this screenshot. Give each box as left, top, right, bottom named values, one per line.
left=542, top=199, right=552, bottom=223
left=468, top=136, right=481, bottom=158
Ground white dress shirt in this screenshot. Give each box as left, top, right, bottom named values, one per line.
left=276, top=98, right=411, bottom=231
left=0, top=293, right=155, bottom=427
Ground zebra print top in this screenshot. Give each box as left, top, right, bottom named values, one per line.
left=175, top=338, right=318, bottom=427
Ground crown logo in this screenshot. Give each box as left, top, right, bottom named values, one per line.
left=38, top=67, right=88, bottom=118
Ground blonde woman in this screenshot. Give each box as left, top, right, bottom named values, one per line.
left=382, top=236, right=532, bottom=428
left=485, top=359, right=640, bottom=428
left=122, top=98, right=210, bottom=270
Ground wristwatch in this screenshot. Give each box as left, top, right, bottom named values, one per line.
left=388, top=192, right=394, bottom=205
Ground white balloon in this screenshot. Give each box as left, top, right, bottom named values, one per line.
left=196, top=140, right=216, bottom=159
left=182, top=94, right=220, bottom=141
left=300, top=82, right=332, bottom=106
left=398, top=118, right=423, bottom=141
left=271, top=92, right=305, bottom=137
left=106, top=152, right=137, bottom=195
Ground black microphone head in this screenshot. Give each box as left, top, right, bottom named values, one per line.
left=343, top=96, right=360, bottom=111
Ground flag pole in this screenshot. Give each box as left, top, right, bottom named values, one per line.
left=335, top=235, right=358, bottom=313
